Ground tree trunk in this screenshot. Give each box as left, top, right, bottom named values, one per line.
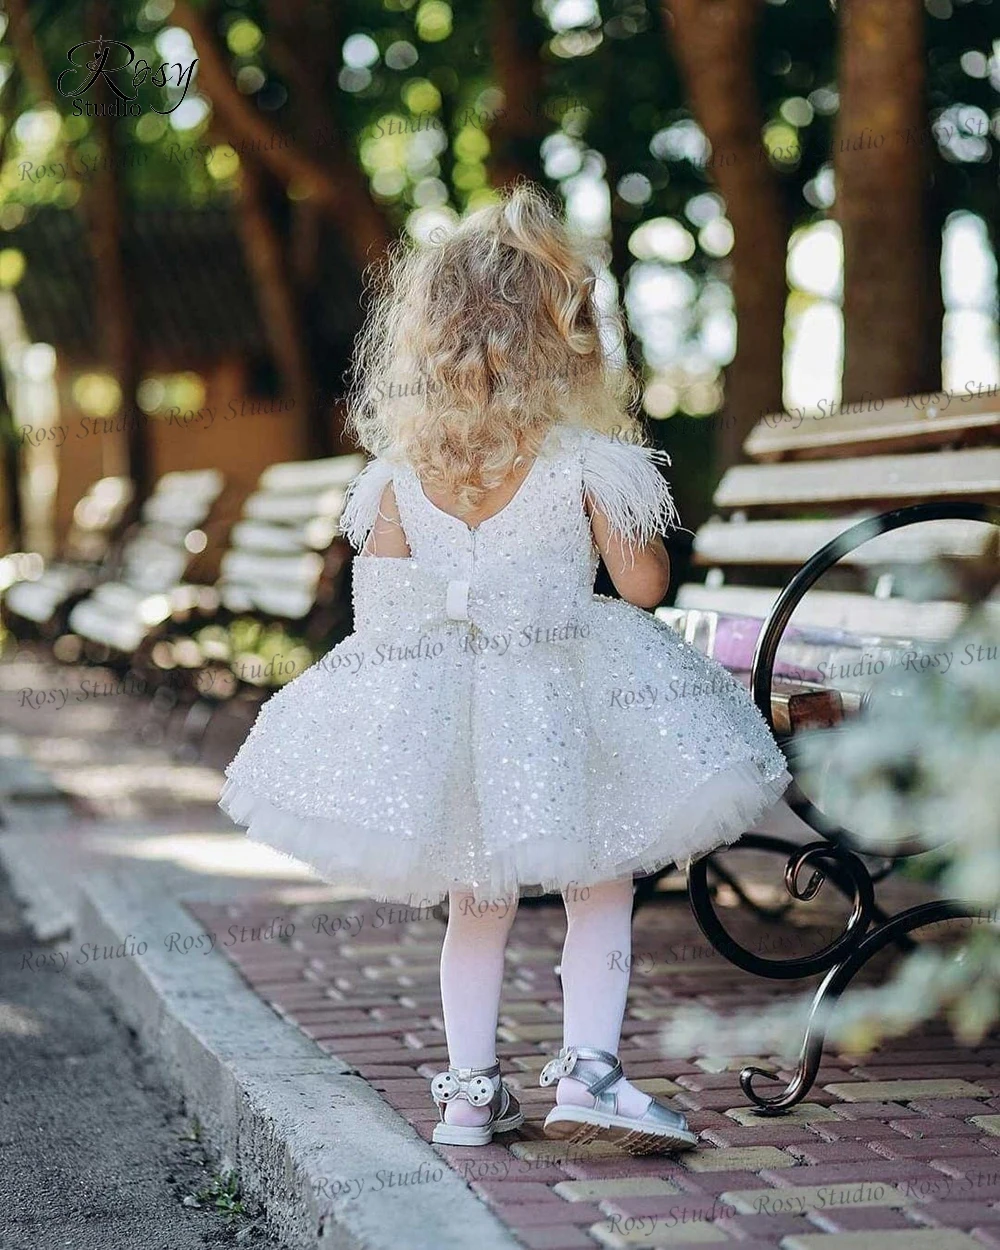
left=177, top=0, right=382, bottom=451
left=86, top=0, right=149, bottom=504
left=5, top=0, right=52, bottom=104
left=835, top=0, right=941, bottom=401
left=599, top=21, right=648, bottom=383
left=489, top=0, right=547, bottom=188
left=3, top=0, right=54, bottom=547
left=259, top=0, right=364, bottom=451
left=173, top=0, right=392, bottom=270
left=0, top=378, right=23, bottom=552
left=662, top=0, right=788, bottom=471
left=234, top=158, right=321, bottom=456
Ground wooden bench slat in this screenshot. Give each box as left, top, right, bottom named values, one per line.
left=243, top=488, right=348, bottom=524
left=692, top=515, right=995, bottom=567
left=149, top=468, right=224, bottom=492
left=70, top=474, right=133, bottom=530
left=218, top=582, right=316, bottom=619
left=228, top=520, right=309, bottom=554
left=220, top=549, right=324, bottom=586
left=67, top=599, right=150, bottom=652
left=140, top=500, right=220, bottom=529
left=139, top=470, right=224, bottom=528
left=744, top=394, right=1000, bottom=462
left=90, top=583, right=149, bottom=611
left=5, top=569, right=92, bottom=622
left=675, top=583, right=1000, bottom=639
left=124, top=558, right=190, bottom=593
left=259, top=455, right=366, bottom=493
left=715, top=448, right=1000, bottom=511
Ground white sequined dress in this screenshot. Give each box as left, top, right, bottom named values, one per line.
left=220, top=425, right=790, bottom=902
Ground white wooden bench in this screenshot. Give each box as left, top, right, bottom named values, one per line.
left=2, top=475, right=134, bottom=635
left=65, top=470, right=225, bottom=657
left=657, top=394, right=1000, bottom=731
left=655, top=392, right=1000, bottom=1115
left=215, top=455, right=366, bottom=628
left=139, top=454, right=365, bottom=756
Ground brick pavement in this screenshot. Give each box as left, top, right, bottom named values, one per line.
left=187, top=889, right=1000, bottom=1250
left=5, top=652, right=996, bottom=1247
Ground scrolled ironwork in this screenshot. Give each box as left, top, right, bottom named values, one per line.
left=702, top=855, right=795, bottom=924
left=687, top=503, right=1000, bottom=1113
left=750, top=500, right=1000, bottom=858
left=737, top=899, right=981, bottom=1115
left=688, top=835, right=877, bottom=981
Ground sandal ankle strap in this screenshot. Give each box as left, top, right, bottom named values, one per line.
left=539, top=1046, right=623, bottom=1098
left=539, top=1046, right=693, bottom=1143
left=431, top=1060, right=501, bottom=1109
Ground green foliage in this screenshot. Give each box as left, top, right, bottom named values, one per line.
left=661, top=585, right=1000, bottom=1060
left=193, top=618, right=314, bottom=687
left=0, top=0, right=996, bottom=442
left=192, top=1169, right=245, bottom=1221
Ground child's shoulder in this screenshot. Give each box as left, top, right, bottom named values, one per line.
left=549, top=423, right=669, bottom=473
left=553, top=424, right=678, bottom=543
left=340, top=454, right=399, bottom=549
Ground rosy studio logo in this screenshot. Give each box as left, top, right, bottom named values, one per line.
left=56, top=36, right=198, bottom=118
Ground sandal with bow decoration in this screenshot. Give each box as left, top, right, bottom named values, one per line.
left=539, top=1046, right=698, bottom=1154
left=430, top=1060, right=525, bottom=1146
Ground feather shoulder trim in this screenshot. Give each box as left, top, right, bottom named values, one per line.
left=339, top=457, right=397, bottom=550
left=577, top=429, right=679, bottom=546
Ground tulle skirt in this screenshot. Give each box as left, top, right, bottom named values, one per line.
left=220, top=597, right=790, bottom=903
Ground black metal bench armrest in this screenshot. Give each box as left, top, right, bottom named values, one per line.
left=687, top=499, right=1000, bottom=1115
left=749, top=500, right=1000, bottom=852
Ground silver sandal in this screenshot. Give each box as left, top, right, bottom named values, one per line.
left=539, top=1046, right=698, bottom=1154
left=430, top=1060, right=524, bottom=1146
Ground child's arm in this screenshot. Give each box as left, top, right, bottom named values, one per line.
left=580, top=431, right=678, bottom=610
left=340, top=460, right=410, bottom=557
left=361, top=484, right=411, bottom=557
left=587, top=498, right=670, bottom=609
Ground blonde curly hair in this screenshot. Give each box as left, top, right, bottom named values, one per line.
left=346, top=182, right=644, bottom=513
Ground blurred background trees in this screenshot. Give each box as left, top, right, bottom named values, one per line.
left=0, top=0, right=998, bottom=552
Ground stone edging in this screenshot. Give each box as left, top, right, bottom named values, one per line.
left=73, top=865, right=521, bottom=1250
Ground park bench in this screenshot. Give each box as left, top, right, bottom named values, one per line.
left=214, top=453, right=366, bottom=630
left=2, top=474, right=134, bottom=638
left=64, top=469, right=226, bottom=660
left=137, top=453, right=365, bottom=754
left=653, top=390, right=1000, bottom=1114
left=655, top=392, right=1000, bottom=731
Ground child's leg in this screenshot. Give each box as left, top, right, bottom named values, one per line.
left=439, top=889, right=518, bottom=1126
left=557, top=877, right=651, bottom=1118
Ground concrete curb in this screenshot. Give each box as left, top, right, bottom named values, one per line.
left=74, top=864, right=522, bottom=1250
left=0, top=763, right=78, bottom=940
left=0, top=823, right=78, bottom=940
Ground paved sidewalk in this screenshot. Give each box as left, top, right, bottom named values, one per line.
left=188, top=887, right=1000, bottom=1250
left=0, top=862, right=284, bottom=1250
left=0, top=650, right=520, bottom=1248
left=4, top=648, right=1000, bottom=1248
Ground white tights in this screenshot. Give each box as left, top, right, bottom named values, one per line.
left=439, top=878, right=652, bottom=1126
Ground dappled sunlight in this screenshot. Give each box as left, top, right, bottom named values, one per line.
left=5, top=734, right=103, bottom=766
left=0, top=6, right=997, bottom=1247
left=87, top=829, right=322, bottom=881
left=49, top=762, right=224, bottom=805
left=248, top=882, right=365, bottom=907
left=0, top=1003, right=44, bottom=1037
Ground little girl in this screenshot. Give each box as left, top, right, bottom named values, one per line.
left=221, top=185, right=790, bottom=1155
